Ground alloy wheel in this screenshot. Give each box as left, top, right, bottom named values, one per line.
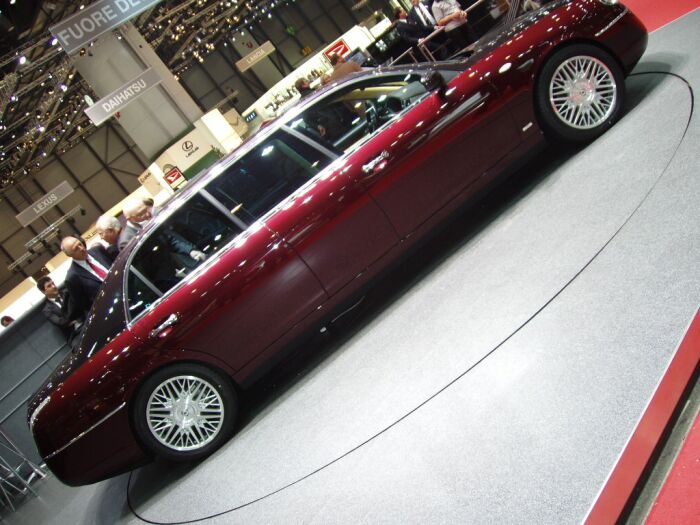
left=549, top=55, right=617, bottom=130
left=146, top=375, right=225, bottom=451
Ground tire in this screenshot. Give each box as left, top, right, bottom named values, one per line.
left=133, top=363, right=237, bottom=462
left=535, top=44, right=626, bottom=144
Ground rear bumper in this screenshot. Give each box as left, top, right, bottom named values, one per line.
left=42, top=403, right=148, bottom=486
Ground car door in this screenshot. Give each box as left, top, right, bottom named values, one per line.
left=251, top=130, right=400, bottom=297
left=295, top=70, right=521, bottom=239
left=124, top=190, right=327, bottom=373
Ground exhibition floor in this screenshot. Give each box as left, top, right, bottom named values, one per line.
left=4, top=8, right=700, bottom=525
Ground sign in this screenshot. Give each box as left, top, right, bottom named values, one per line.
left=49, top=0, right=163, bottom=55
left=16, top=181, right=74, bottom=227
left=164, top=167, right=186, bottom=189
left=244, top=111, right=258, bottom=123
left=324, top=39, right=351, bottom=60
left=181, top=138, right=200, bottom=159
left=236, top=41, right=276, bottom=73
left=84, top=68, right=161, bottom=126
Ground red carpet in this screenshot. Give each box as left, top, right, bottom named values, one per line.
left=646, top=411, right=700, bottom=525
left=624, top=0, right=700, bottom=32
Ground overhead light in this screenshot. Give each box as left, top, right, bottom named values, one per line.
left=51, top=37, right=59, bottom=46
left=18, top=56, right=27, bottom=65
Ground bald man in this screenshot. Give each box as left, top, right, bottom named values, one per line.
left=61, top=236, right=116, bottom=318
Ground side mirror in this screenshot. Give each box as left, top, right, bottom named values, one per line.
left=420, top=70, right=447, bottom=97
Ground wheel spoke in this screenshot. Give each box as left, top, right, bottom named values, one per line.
left=146, top=374, right=226, bottom=451
left=549, top=55, right=617, bottom=130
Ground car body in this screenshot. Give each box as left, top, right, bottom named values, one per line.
left=28, top=0, right=647, bottom=486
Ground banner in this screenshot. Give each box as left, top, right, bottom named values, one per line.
left=50, top=0, right=163, bottom=55
left=84, top=68, right=162, bottom=126
left=15, top=181, right=74, bottom=227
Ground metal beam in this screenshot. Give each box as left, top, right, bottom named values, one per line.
left=51, top=153, right=104, bottom=214
left=81, top=138, right=130, bottom=196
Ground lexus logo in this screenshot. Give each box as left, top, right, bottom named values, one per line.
left=182, top=140, right=194, bottom=152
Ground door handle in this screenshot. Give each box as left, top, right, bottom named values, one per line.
left=150, top=313, right=180, bottom=339
left=362, top=150, right=390, bottom=175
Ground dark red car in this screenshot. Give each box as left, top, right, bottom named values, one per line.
left=29, top=0, right=647, bottom=486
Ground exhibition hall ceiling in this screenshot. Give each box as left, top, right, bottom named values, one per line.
left=0, top=0, right=287, bottom=193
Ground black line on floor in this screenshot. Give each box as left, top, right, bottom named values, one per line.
left=127, top=71, right=695, bottom=524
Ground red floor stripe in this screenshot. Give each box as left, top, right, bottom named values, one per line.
left=623, top=0, right=700, bottom=32
left=584, top=310, right=700, bottom=525
left=646, top=410, right=700, bottom=525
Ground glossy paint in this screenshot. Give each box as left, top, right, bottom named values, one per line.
left=28, top=0, right=648, bottom=486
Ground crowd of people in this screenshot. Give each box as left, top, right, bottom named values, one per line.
left=36, top=196, right=157, bottom=349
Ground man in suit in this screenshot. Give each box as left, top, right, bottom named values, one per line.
left=409, top=0, right=438, bottom=32
left=118, top=197, right=206, bottom=262
left=95, top=214, right=122, bottom=258
left=394, top=8, right=431, bottom=46
left=37, top=276, right=83, bottom=346
left=118, top=198, right=151, bottom=250
left=61, top=236, right=116, bottom=318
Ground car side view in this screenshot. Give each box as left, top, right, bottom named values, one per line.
left=28, top=0, right=647, bottom=486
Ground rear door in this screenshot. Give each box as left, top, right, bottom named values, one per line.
left=285, top=70, right=520, bottom=240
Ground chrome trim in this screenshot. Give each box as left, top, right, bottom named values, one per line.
left=430, top=92, right=490, bottom=137
left=282, top=125, right=340, bottom=160
left=595, top=7, right=629, bottom=37
left=200, top=189, right=249, bottom=230
left=44, top=402, right=126, bottom=460
left=130, top=266, right=162, bottom=298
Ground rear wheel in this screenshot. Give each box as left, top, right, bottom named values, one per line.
left=536, top=44, right=626, bottom=143
left=133, top=363, right=237, bottom=462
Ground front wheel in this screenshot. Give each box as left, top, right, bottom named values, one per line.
left=133, top=363, right=237, bottom=462
left=536, top=44, right=626, bottom=143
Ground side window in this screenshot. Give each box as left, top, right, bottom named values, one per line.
left=289, top=73, right=432, bottom=153
left=204, top=131, right=332, bottom=223
left=128, top=194, right=244, bottom=299
left=126, top=270, right=159, bottom=320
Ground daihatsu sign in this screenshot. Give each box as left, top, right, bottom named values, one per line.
left=84, top=68, right=161, bottom=125
left=50, top=0, right=162, bottom=55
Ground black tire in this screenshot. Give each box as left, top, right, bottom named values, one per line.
left=133, top=363, right=237, bottom=462
left=535, top=44, right=626, bottom=144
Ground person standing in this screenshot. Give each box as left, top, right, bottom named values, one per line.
left=61, top=236, right=116, bottom=318
left=37, top=276, right=83, bottom=347
left=432, top=0, right=474, bottom=50
left=409, top=0, right=438, bottom=33
left=118, top=198, right=152, bottom=250
left=95, top=214, right=122, bottom=258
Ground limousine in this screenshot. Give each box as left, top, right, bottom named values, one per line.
left=29, top=0, right=647, bottom=485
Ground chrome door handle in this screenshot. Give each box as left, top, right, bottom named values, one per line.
left=150, top=313, right=179, bottom=339
left=362, top=150, right=390, bottom=175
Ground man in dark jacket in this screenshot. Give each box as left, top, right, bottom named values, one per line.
left=37, top=276, right=83, bottom=346
left=408, top=0, right=438, bottom=32
left=60, top=236, right=116, bottom=318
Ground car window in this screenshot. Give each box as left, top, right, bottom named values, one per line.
left=288, top=72, right=445, bottom=153
left=126, top=269, right=160, bottom=319
left=127, top=193, right=244, bottom=305
left=73, top=277, right=128, bottom=361
left=204, top=130, right=332, bottom=223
